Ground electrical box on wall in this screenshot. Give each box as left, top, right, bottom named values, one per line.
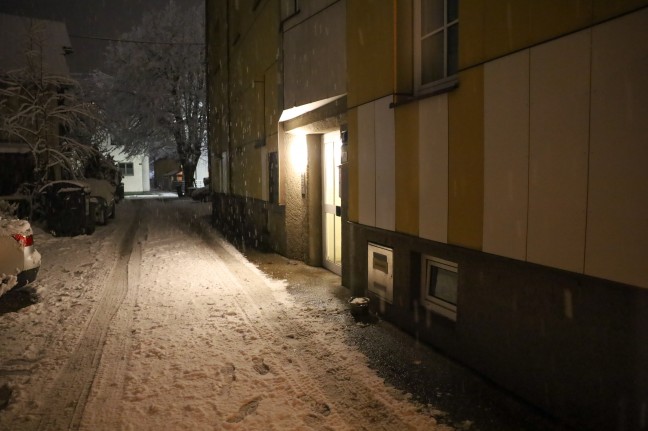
left=367, top=243, right=393, bottom=303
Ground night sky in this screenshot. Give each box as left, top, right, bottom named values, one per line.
left=0, top=0, right=201, bottom=75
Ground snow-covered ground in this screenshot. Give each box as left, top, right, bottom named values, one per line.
left=0, top=199, right=449, bottom=430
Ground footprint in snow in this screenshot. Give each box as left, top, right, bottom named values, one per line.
left=226, top=396, right=261, bottom=423
left=252, top=358, right=270, bottom=375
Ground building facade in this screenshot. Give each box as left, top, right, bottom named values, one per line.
left=207, top=0, right=347, bottom=266
left=207, top=1, right=648, bottom=429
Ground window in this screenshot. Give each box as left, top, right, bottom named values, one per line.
left=415, top=0, right=459, bottom=92
left=119, top=162, right=134, bottom=177
left=421, top=255, right=458, bottom=321
left=268, top=151, right=279, bottom=204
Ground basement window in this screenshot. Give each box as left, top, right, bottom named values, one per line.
left=421, top=255, right=458, bottom=321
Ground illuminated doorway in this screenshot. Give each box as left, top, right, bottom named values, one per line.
left=322, top=131, right=342, bottom=275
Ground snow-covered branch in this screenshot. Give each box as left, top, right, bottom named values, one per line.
left=90, top=0, right=206, bottom=186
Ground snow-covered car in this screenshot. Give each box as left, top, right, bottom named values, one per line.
left=0, top=217, right=41, bottom=296
left=82, top=178, right=116, bottom=225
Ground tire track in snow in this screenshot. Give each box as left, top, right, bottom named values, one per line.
left=33, top=203, right=142, bottom=431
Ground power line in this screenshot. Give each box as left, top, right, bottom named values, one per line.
left=69, top=34, right=204, bottom=46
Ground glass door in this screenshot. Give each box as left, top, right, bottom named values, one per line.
left=322, top=132, right=342, bottom=275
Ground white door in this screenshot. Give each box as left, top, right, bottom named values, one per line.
left=322, top=132, right=342, bottom=275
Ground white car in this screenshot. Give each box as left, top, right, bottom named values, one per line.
left=0, top=217, right=41, bottom=297
left=82, top=178, right=116, bottom=225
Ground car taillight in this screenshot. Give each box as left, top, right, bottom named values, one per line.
left=11, top=234, right=34, bottom=247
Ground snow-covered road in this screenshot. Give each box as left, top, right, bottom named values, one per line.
left=0, top=199, right=447, bottom=430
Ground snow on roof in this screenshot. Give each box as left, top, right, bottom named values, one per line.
left=38, top=180, right=91, bottom=194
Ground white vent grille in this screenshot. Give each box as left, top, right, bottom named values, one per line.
left=367, top=243, right=393, bottom=303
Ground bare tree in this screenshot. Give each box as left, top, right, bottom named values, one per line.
left=0, top=23, right=98, bottom=184
left=94, top=1, right=206, bottom=188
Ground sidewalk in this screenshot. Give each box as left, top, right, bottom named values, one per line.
left=243, top=249, right=571, bottom=431
left=124, top=191, right=178, bottom=199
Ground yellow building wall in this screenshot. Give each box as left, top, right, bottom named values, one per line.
left=230, top=146, right=263, bottom=199
left=395, top=103, right=419, bottom=236
left=223, top=0, right=279, bottom=201
left=448, top=67, right=484, bottom=251
left=347, top=108, right=359, bottom=223
left=585, top=8, right=648, bottom=288
left=357, top=101, right=376, bottom=227
left=347, top=0, right=395, bottom=108
left=460, top=0, right=648, bottom=69
left=418, top=95, right=449, bottom=244
left=475, top=6, right=648, bottom=287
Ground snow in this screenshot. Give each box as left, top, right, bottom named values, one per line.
left=0, top=218, right=32, bottom=237
left=0, top=199, right=447, bottom=430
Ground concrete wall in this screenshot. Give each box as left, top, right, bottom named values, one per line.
left=348, top=221, right=648, bottom=431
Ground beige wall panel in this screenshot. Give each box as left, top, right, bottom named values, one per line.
left=483, top=51, right=530, bottom=261
left=395, top=103, right=419, bottom=236
left=418, top=95, right=449, bottom=244
left=527, top=31, right=590, bottom=273
left=348, top=108, right=359, bottom=222
left=448, top=67, right=484, bottom=250
left=586, top=9, right=648, bottom=288
left=374, top=96, right=396, bottom=232
left=358, top=101, right=376, bottom=227
left=484, top=50, right=529, bottom=260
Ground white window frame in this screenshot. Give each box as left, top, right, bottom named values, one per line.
left=414, top=0, right=459, bottom=94
left=421, top=255, right=458, bottom=321
left=119, top=162, right=134, bottom=177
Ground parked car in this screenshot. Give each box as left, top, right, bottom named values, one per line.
left=0, top=216, right=41, bottom=296
left=82, top=178, right=116, bottom=225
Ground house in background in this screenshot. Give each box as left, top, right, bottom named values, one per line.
left=102, top=137, right=150, bottom=194
left=153, top=158, right=180, bottom=191
left=153, top=150, right=209, bottom=192
left=207, top=1, right=648, bottom=430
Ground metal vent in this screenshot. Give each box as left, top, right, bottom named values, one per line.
left=367, top=243, right=393, bottom=303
